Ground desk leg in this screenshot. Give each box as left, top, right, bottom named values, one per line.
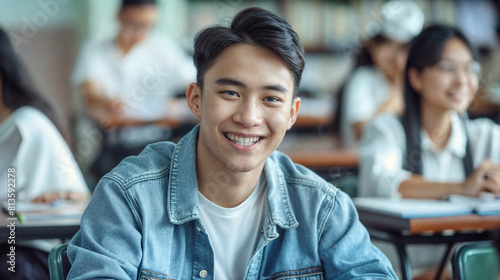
left=434, top=244, right=452, bottom=280
left=396, top=243, right=412, bottom=280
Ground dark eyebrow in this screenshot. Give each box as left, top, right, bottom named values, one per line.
left=215, top=78, right=247, bottom=88
left=215, top=78, right=288, bottom=93
left=264, top=84, right=288, bottom=93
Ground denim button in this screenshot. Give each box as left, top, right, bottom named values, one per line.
left=196, top=227, right=201, bottom=232
left=199, top=269, right=208, bottom=278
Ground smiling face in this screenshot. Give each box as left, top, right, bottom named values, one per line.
left=409, top=38, right=479, bottom=114
left=187, top=43, right=300, bottom=176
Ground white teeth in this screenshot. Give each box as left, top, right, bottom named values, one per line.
left=225, top=133, right=260, bottom=146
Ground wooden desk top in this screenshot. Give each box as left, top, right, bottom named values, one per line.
left=358, top=208, right=500, bottom=235
left=278, top=133, right=358, bottom=168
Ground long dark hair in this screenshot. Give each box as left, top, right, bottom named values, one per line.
left=332, top=34, right=390, bottom=132
left=0, top=26, right=56, bottom=125
left=401, top=25, right=477, bottom=175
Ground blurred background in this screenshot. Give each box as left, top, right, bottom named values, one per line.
left=1, top=0, right=499, bottom=174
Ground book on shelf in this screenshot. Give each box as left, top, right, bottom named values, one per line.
left=1, top=199, right=88, bottom=223
left=353, top=195, right=500, bottom=219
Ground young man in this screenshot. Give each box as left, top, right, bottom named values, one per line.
left=68, top=7, right=397, bottom=279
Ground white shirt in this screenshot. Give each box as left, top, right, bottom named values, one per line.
left=198, top=174, right=267, bottom=280
left=358, top=112, right=500, bottom=198
left=341, top=66, right=392, bottom=144
left=0, top=107, right=89, bottom=201
left=0, top=107, right=89, bottom=251
left=72, top=34, right=195, bottom=120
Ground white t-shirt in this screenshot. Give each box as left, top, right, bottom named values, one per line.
left=198, top=174, right=267, bottom=280
left=341, top=66, right=392, bottom=144
left=72, top=34, right=196, bottom=120
left=358, top=112, right=500, bottom=198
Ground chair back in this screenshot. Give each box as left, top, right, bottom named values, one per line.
left=452, top=241, right=499, bottom=280
left=48, top=243, right=71, bottom=280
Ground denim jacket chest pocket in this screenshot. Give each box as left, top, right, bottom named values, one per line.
left=138, top=268, right=324, bottom=280
left=140, top=269, right=175, bottom=280
left=265, top=267, right=324, bottom=280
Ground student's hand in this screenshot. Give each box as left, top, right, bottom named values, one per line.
left=31, top=191, right=88, bottom=204
left=461, top=160, right=500, bottom=197
left=383, top=79, right=405, bottom=116
left=81, top=81, right=124, bottom=114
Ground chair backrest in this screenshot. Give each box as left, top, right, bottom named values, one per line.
left=452, top=241, right=500, bottom=280
left=48, top=243, right=71, bottom=280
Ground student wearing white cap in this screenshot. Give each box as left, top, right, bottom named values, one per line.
left=338, top=0, right=424, bottom=144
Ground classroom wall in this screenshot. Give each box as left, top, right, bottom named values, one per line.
left=0, top=0, right=81, bottom=142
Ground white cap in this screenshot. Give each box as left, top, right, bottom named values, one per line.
left=368, top=0, right=425, bottom=43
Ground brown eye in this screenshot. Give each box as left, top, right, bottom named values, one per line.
left=220, top=91, right=239, bottom=97
left=264, top=96, right=281, bottom=103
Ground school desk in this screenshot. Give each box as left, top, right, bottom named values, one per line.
left=0, top=210, right=80, bottom=242
left=355, top=198, right=500, bottom=280
left=278, top=133, right=358, bottom=168
left=0, top=199, right=89, bottom=242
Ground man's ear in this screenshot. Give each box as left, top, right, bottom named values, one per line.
left=408, top=67, right=422, bottom=93
left=186, top=83, right=202, bottom=118
left=287, top=97, right=301, bottom=130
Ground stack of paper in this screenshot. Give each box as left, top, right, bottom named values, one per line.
left=1, top=200, right=88, bottom=223
left=353, top=197, right=474, bottom=219
left=449, top=194, right=500, bottom=216
left=354, top=196, right=500, bottom=218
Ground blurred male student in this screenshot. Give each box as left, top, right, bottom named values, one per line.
left=67, top=7, right=397, bottom=280
left=72, top=0, right=195, bottom=178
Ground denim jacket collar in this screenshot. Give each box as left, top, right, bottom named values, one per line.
left=167, top=125, right=298, bottom=230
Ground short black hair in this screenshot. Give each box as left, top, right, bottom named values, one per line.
left=193, top=7, right=305, bottom=97
left=121, top=0, right=156, bottom=9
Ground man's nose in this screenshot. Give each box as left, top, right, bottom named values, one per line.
left=234, top=100, right=263, bottom=128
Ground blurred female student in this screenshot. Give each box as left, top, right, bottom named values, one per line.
left=359, top=25, right=500, bottom=279
left=338, top=0, right=424, bottom=143
left=0, top=27, right=89, bottom=280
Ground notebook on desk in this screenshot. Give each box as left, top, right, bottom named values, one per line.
left=448, top=194, right=500, bottom=216
left=1, top=200, right=88, bottom=223
left=353, top=197, right=477, bottom=219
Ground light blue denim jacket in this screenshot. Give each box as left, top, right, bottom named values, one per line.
left=68, top=125, right=397, bottom=280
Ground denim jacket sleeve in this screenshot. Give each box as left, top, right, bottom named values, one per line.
left=67, top=177, right=142, bottom=279
left=318, top=190, right=397, bottom=279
